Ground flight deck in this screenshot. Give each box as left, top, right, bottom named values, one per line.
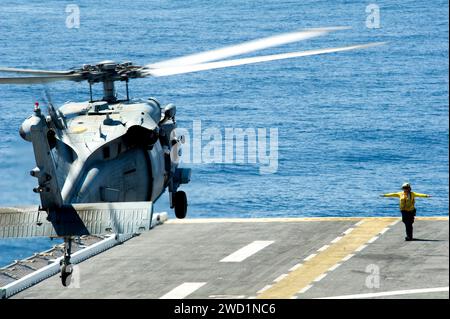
left=4, top=216, right=449, bottom=299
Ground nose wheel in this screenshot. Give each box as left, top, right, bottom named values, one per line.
left=60, top=237, right=73, bottom=287
left=173, top=190, right=187, bottom=219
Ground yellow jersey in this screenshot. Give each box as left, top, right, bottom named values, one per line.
left=383, top=191, right=430, bottom=212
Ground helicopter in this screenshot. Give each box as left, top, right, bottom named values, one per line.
left=0, top=26, right=383, bottom=286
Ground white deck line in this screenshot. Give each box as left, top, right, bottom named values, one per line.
left=289, top=263, right=303, bottom=272
left=313, top=273, right=327, bottom=282
left=304, top=253, right=317, bottom=262
left=368, top=236, right=379, bottom=244
left=273, top=274, right=288, bottom=283
left=390, top=219, right=401, bottom=226
left=220, top=241, right=274, bottom=262
left=160, top=282, right=206, bottom=299
left=167, top=217, right=408, bottom=224
left=328, top=263, right=342, bottom=272
left=317, top=287, right=449, bottom=299
left=257, top=285, right=273, bottom=294
left=317, top=245, right=330, bottom=252
left=355, top=244, right=367, bottom=252
left=342, top=254, right=354, bottom=262
left=331, top=236, right=343, bottom=244
left=343, top=228, right=354, bottom=235
left=298, top=284, right=313, bottom=294
left=209, top=294, right=246, bottom=299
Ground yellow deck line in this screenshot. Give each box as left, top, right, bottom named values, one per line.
left=167, top=216, right=447, bottom=224
left=257, top=218, right=398, bottom=299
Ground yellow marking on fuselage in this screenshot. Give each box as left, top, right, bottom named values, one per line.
left=69, top=126, right=88, bottom=134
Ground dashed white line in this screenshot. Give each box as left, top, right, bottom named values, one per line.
left=289, top=263, right=303, bottom=272
left=328, top=263, right=342, bottom=272
left=304, top=253, right=317, bottom=262
left=355, top=244, right=367, bottom=252
left=313, top=273, right=327, bottom=282
left=257, top=285, right=273, bottom=294
left=220, top=240, right=274, bottom=262
left=331, top=236, right=343, bottom=244
left=160, top=282, right=206, bottom=299
left=390, top=220, right=400, bottom=226
left=342, top=254, right=354, bottom=262
left=298, top=284, right=313, bottom=294
left=317, top=286, right=449, bottom=299
left=273, top=274, right=288, bottom=283
left=257, top=218, right=402, bottom=299
left=210, top=295, right=246, bottom=299
left=343, top=228, right=354, bottom=235
left=354, top=220, right=365, bottom=226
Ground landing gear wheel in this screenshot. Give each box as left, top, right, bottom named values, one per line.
left=60, top=264, right=73, bottom=287
left=60, top=237, right=73, bottom=287
left=174, top=191, right=187, bottom=219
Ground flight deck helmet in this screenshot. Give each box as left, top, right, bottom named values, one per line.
left=401, top=182, right=411, bottom=190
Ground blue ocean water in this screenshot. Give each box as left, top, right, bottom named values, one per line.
left=0, top=0, right=448, bottom=267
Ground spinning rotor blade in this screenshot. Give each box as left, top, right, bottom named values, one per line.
left=43, top=87, right=57, bottom=114
left=43, top=88, right=54, bottom=107
left=0, top=74, right=81, bottom=84
left=0, top=28, right=384, bottom=84
left=0, top=67, right=73, bottom=75
left=146, top=27, right=349, bottom=69
left=144, top=42, right=386, bottom=77
left=43, top=87, right=65, bottom=129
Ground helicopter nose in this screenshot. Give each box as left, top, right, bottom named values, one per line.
left=19, top=115, right=42, bottom=142
left=19, top=125, right=27, bottom=140
left=19, top=120, right=34, bottom=141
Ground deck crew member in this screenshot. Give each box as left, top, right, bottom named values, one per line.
left=381, top=183, right=431, bottom=241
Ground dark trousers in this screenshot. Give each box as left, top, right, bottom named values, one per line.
left=401, top=210, right=415, bottom=238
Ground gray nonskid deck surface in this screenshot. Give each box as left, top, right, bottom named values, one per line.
left=13, top=219, right=448, bottom=299
left=301, top=220, right=449, bottom=299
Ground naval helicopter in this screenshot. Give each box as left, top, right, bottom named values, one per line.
left=0, top=27, right=383, bottom=286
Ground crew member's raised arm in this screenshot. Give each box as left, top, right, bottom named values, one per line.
left=412, top=192, right=431, bottom=198
left=382, top=192, right=401, bottom=197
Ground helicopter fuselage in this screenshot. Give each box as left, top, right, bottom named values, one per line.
left=19, top=97, right=188, bottom=212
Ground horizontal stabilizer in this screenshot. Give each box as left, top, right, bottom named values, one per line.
left=0, top=202, right=159, bottom=238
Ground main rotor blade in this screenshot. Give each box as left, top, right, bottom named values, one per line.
left=43, top=88, right=56, bottom=108
left=0, top=67, right=73, bottom=75
left=145, top=42, right=385, bottom=77
left=0, top=74, right=81, bottom=84
left=146, top=27, right=349, bottom=69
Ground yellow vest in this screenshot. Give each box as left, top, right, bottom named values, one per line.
left=399, top=192, right=415, bottom=211
left=383, top=191, right=429, bottom=212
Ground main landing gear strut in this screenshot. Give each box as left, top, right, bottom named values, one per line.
left=60, top=237, right=73, bottom=287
